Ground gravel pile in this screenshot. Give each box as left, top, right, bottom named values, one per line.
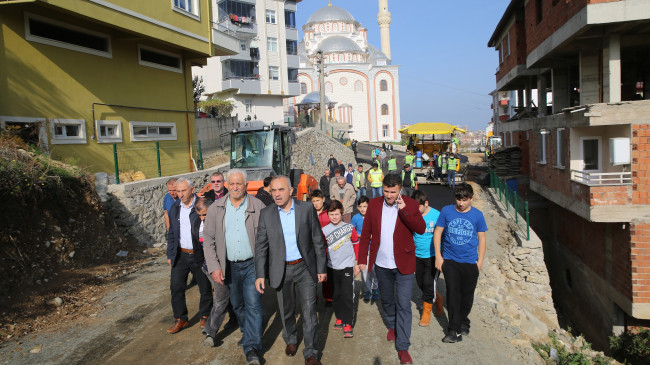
left=292, top=128, right=356, bottom=180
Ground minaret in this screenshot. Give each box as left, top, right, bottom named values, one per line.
left=377, top=0, right=391, bottom=60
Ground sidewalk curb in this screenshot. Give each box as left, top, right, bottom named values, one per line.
left=486, top=187, right=542, bottom=249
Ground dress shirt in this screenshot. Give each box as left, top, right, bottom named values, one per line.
left=179, top=195, right=196, bottom=250
left=375, top=199, right=398, bottom=269
left=278, top=200, right=302, bottom=261
left=225, top=196, right=253, bottom=261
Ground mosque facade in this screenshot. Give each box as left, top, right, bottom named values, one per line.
left=288, top=1, right=401, bottom=142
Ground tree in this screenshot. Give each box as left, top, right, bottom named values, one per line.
left=197, top=98, right=234, bottom=117
left=193, top=75, right=205, bottom=104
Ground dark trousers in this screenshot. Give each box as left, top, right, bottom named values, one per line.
left=374, top=265, right=414, bottom=351
left=170, top=252, right=212, bottom=321
left=277, top=260, right=319, bottom=359
left=442, top=259, right=479, bottom=333
left=330, top=267, right=354, bottom=325
left=201, top=267, right=232, bottom=337
left=415, top=257, right=439, bottom=304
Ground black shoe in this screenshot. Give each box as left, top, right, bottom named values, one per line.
left=325, top=300, right=333, bottom=307
left=224, top=318, right=238, bottom=330
left=238, top=338, right=244, bottom=348
left=442, top=331, right=462, bottom=343
left=245, top=349, right=260, bottom=365
left=461, top=325, right=470, bottom=336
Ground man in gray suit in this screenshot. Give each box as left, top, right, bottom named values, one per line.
left=254, top=176, right=327, bottom=365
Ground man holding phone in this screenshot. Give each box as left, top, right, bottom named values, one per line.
left=358, top=174, right=426, bottom=364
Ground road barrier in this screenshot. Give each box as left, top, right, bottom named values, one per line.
left=489, top=169, right=530, bottom=240
left=112, top=141, right=204, bottom=184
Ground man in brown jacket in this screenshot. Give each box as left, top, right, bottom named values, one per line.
left=330, top=176, right=356, bottom=223
left=203, top=169, right=266, bottom=365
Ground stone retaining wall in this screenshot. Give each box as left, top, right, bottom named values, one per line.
left=292, top=128, right=356, bottom=180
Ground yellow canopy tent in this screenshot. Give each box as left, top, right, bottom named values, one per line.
left=399, top=123, right=466, bottom=135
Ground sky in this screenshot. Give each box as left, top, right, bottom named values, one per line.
left=296, top=0, right=512, bottom=132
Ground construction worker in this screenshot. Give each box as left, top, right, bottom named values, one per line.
left=387, top=155, right=397, bottom=173
left=447, top=153, right=458, bottom=189
left=401, top=163, right=417, bottom=197
left=404, top=151, right=415, bottom=167
left=353, top=164, right=367, bottom=202
left=434, top=151, right=444, bottom=181
left=368, top=162, right=384, bottom=198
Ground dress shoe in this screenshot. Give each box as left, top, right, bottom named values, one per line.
left=167, top=319, right=189, bottom=334
left=285, top=343, right=298, bottom=357
left=398, top=350, right=413, bottom=364
left=387, top=328, right=395, bottom=342
left=304, top=356, right=321, bottom=365
left=199, top=316, right=208, bottom=329
left=245, top=349, right=261, bottom=365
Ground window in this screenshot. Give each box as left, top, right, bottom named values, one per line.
left=222, top=60, right=257, bottom=79
left=300, top=83, right=307, bottom=94
left=580, top=137, right=602, bottom=171
left=505, top=32, right=511, bottom=56
left=555, top=128, right=565, bottom=168
left=286, top=40, right=298, bottom=55
left=381, top=104, right=389, bottom=115
left=288, top=68, right=298, bottom=83
left=218, top=1, right=255, bottom=21
left=382, top=125, right=389, bottom=137
left=498, top=45, right=503, bottom=64
left=536, top=0, right=543, bottom=23
left=129, top=121, right=177, bottom=141
left=173, top=0, right=199, bottom=19
left=266, top=10, right=276, bottom=24
left=325, top=82, right=333, bottom=94
left=380, top=80, right=388, bottom=91
left=267, top=37, right=278, bottom=52
left=96, top=120, right=122, bottom=143
left=239, top=40, right=247, bottom=51
left=285, top=10, right=296, bottom=28
left=50, top=119, right=86, bottom=145
left=354, top=80, right=363, bottom=92
left=138, top=45, right=182, bottom=73
left=25, top=13, right=111, bottom=58
left=269, top=66, right=279, bottom=80
left=244, top=99, right=253, bottom=113
left=538, top=131, right=547, bottom=164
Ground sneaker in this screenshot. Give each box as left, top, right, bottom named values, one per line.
left=398, top=350, right=413, bottom=364
left=442, top=331, right=463, bottom=343
left=461, top=325, right=470, bottom=336
left=387, top=328, right=395, bottom=342
left=202, top=335, right=216, bottom=347
left=333, top=319, right=343, bottom=330
left=371, top=289, right=380, bottom=301
left=343, top=324, right=353, bottom=338
left=245, top=349, right=260, bottom=365
left=363, top=291, right=371, bottom=302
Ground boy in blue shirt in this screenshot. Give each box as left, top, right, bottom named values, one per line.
left=434, top=183, right=487, bottom=343
left=350, top=196, right=379, bottom=302
left=410, top=190, right=443, bottom=327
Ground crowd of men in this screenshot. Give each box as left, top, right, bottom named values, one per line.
left=161, top=148, right=487, bottom=365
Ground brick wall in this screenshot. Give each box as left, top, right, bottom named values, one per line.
left=632, top=221, right=650, bottom=303
left=495, top=20, right=526, bottom=82
left=632, top=124, right=650, bottom=205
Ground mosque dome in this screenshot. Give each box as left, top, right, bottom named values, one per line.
left=306, top=5, right=356, bottom=25
left=318, top=36, right=362, bottom=53
left=299, top=91, right=331, bottom=105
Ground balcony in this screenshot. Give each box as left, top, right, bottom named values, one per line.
left=211, top=24, right=240, bottom=56
left=286, top=28, right=299, bottom=41
left=222, top=77, right=262, bottom=94
left=571, top=170, right=632, bottom=186
left=287, top=82, right=300, bottom=97
left=214, top=17, right=258, bottom=36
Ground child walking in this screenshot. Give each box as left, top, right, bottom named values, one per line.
left=410, top=190, right=444, bottom=327
left=310, top=189, right=333, bottom=307
left=434, top=183, right=487, bottom=343
left=322, top=200, right=360, bottom=338
left=350, top=196, right=378, bottom=302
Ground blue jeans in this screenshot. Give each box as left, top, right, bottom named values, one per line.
left=372, top=186, right=383, bottom=198
left=227, top=259, right=262, bottom=353
left=448, top=171, right=456, bottom=188
left=374, top=265, right=414, bottom=351
left=356, top=187, right=367, bottom=202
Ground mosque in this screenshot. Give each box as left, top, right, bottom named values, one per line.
left=289, top=0, right=401, bottom=142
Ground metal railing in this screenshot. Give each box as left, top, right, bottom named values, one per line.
left=489, top=169, right=530, bottom=241
left=571, top=170, right=632, bottom=186
left=112, top=141, right=204, bottom=184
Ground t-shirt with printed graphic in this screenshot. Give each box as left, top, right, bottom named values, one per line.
left=322, top=222, right=359, bottom=270
left=413, top=207, right=440, bottom=259
left=435, top=205, right=488, bottom=264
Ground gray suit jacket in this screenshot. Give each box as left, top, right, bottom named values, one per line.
left=255, top=199, right=327, bottom=289
left=203, top=194, right=265, bottom=277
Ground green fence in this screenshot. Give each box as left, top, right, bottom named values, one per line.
left=112, top=141, right=204, bottom=184
left=489, top=169, right=530, bottom=240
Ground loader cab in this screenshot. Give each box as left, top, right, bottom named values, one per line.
left=230, top=123, right=293, bottom=177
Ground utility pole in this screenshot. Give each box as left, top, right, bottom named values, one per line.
left=316, top=51, right=326, bottom=132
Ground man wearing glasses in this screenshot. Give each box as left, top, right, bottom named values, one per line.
left=204, top=172, right=228, bottom=203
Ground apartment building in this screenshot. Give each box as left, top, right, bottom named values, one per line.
left=0, top=0, right=239, bottom=176
left=193, top=0, right=301, bottom=125
left=488, top=0, right=650, bottom=349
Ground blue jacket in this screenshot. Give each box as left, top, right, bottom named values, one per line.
left=167, top=195, right=203, bottom=267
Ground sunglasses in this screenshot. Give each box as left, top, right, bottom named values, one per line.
left=212, top=180, right=223, bottom=183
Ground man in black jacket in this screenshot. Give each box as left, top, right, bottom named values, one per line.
left=203, top=172, right=228, bottom=203
left=166, top=178, right=213, bottom=334
left=327, top=154, right=338, bottom=175
left=255, top=176, right=274, bottom=206
left=319, top=170, right=331, bottom=202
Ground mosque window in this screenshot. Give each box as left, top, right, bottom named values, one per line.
left=382, top=125, right=389, bottom=137
left=380, top=80, right=388, bottom=91
left=300, top=83, right=307, bottom=94
left=381, top=104, right=389, bottom=115
left=339, top=77, right=348, bottom=86
left=354, top=80, right=363, bottom=92
left=326, top=82, right=333, bottom=94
